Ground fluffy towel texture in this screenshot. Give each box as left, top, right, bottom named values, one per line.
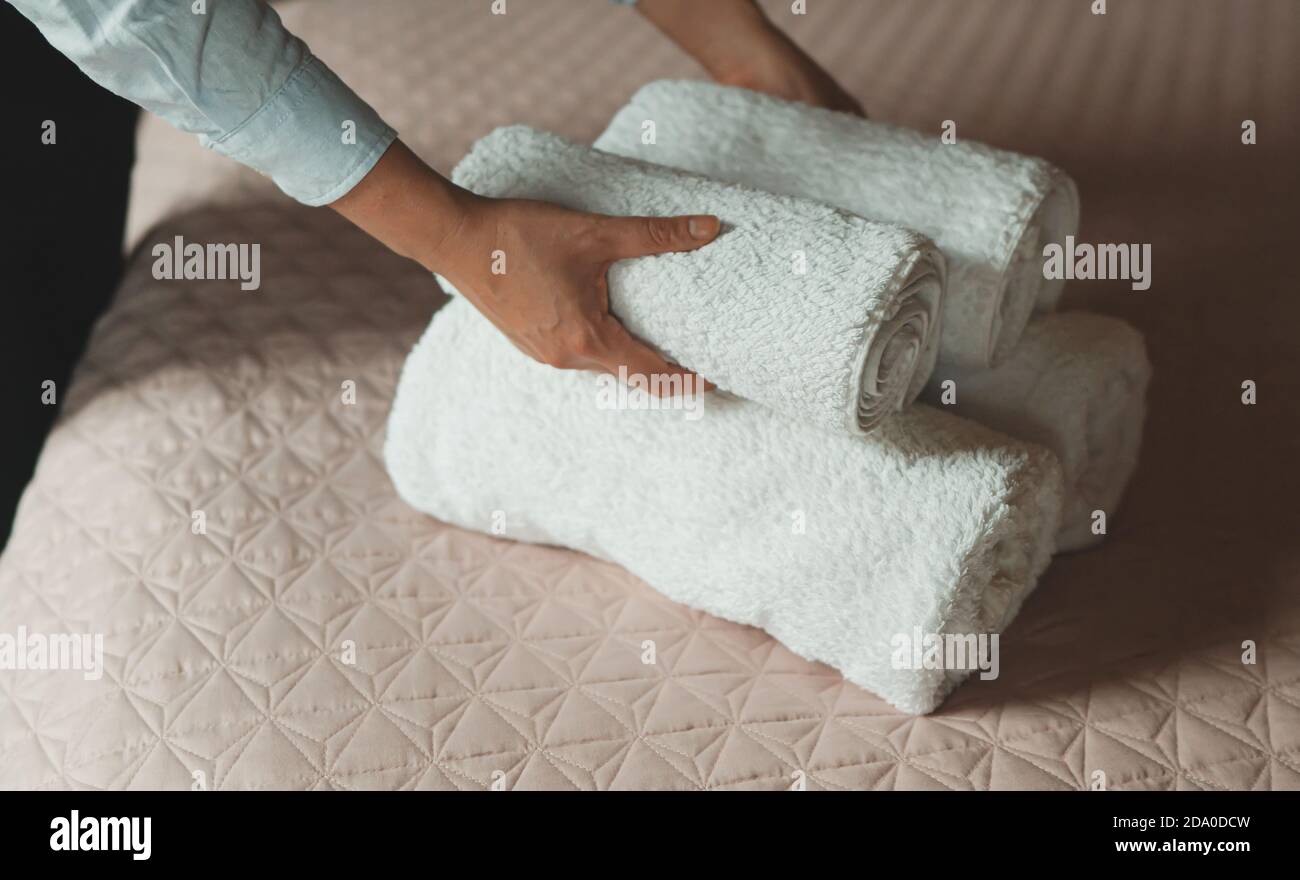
left=924, top=312, right=1150, bottom=553
left=594, top=80, right=1080, bottom=369
left=445, top=126, right=946, bottom=435
left=385, top=297, right=1065, bottom=714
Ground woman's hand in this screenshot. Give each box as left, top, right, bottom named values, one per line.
left=436, top=195, right=719, bottom=389
left=635, top=0, right=865, bottom=116
left=332, top=141, right=719, bottom=394
left=332, top=2, right=857, bottom=393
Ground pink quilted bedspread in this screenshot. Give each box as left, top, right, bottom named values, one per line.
left=2, top=0, right=1298, bottom=790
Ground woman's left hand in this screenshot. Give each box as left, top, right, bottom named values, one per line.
left=634, top=0, right=866, bottom=117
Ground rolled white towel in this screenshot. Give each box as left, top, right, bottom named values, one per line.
left=594, top=80, right=1080, bottom=369
left=442, top=126, right=945, bottom=436
left=924, top=313, right=1150, bottom=553
left=385, top=297, right=1064, bottom=715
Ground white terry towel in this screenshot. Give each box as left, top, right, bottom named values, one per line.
left=923, top=312, right=1151, bottom=553
left=385, top=297, right=1065, bottom=715
left=443, top=126, right=946, bottom=436
left=594, top=80, right=1080, bottom=369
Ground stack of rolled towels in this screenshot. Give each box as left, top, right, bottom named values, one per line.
left=386, top=80, right=1150, bottom=714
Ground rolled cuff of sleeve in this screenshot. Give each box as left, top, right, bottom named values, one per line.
left=208, top=54, right=397, bottom=206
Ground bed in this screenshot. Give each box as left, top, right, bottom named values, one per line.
left=2, top=0, right=1298, bottom=790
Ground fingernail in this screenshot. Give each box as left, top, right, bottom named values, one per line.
left=688, top=216, right=714, bottom=240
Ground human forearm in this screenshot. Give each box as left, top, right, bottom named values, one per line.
left=330, top=139, right=719, bottom=391
left=329, top=140, right=475, bottom=271
left=632, top=0, right=865, bottom=116
left=632, top=0, right=773, bottom=83
left=8, top=0, right=396, bottom=205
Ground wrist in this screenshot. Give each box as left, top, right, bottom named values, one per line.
left=416, top=187, right=486, bottom=276
left=699, top=13, right=789, bottom=86
left=636, top=0, right=776, bottom=81
left=329, top=139, right=481, bottom=275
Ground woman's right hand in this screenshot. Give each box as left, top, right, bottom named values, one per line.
left=332, top=141, right=719, bottom=395
left=437, top=195, right=719, bottom=393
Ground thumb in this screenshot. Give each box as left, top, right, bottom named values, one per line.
left=606, top=214, right=721, bottom=259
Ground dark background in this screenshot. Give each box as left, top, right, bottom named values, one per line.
left=1, top=5, right=138, bottom=546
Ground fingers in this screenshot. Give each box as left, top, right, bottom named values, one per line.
left=580, top=317, right=713, bottom=398
left=602, top=213, right=721, bottom=260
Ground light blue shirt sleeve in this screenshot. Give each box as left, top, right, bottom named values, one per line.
left=8, top=0, right=397, bottom=206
